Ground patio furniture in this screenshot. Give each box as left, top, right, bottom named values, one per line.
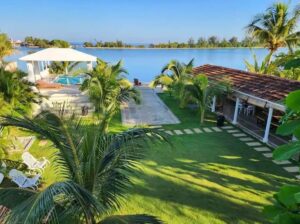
left=0, top=173, right=4, bottom=185
left=22, top=152, right=50, bottom=173
left=245, top=105, right=254, bottom=116
left=238, top=103, right=243, bottom=114
left=8, top=169, right=40, bottom=189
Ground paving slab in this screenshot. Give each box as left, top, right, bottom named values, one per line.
left=121, top=86, right=180, bottom=125
left=254, top=147, right=271, bottom=152
left=284, top=166, right=299, bottom=173
left=263, top=153, right=273, bottom=158
left=174, top=130, right=183, bottom=135
left=165, top=130, right=174, bottom=136
left=193, top=128, right=202, bottom=133
left=239, top=137, right=254, bottom=142
left=227, top=129, right=239, bottom=133
left=184, top=129, right=193, bottom=134
left=222, top=126, right=234, bottom=129
left=211, top=127, right=222, bottom=132
left=203, top=128, right=212, bottom=133
left=272, top=160, right=291, bottom=165
left=233, top=133, right=247, bottom=137
left=246, top=142, right=262, bottom=147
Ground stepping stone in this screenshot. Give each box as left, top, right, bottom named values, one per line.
left=165, top=130, right=173, bottom=136
left=174, top=130, right=183, bottom=135
left=272, top=160, right=291, bottom=165
left=284, top=166, right=299, bottom=173
left=246, top=142, right=262, bottom=147
left=239, top=137, right=254, bottom=142
left=263, top=153, right=273, bottom=158
left=222, top=126, right=234, bottom=129
left=254, top=147, right=270, bottom=152
left=211, top=127, right=222, bottom=132
left=184, top=129, right=193, bottom=134
left=193, top=128, right=202, bottom=133
left=203, top=128, right=212, bottom=133
left=233, top=133, right=246, bottom=137
left=227, top=129, right=239, bottom=133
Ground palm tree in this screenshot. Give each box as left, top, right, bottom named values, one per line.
left=0, top=111, right=166, bottom=223
left=244, top=52, right=278, bottom=74
left=49, top=61, right=81, bottom=74
left=0, top=33, right=13, bottom=63
left=152, top=59, right=194, bottom=107
left=246, top=2, right=300, bottom=63
left=182, top=74, right=230, bottom=124
left=80, top=59, right=140, bottom=132
left=0, top=68, right=43, bottom=115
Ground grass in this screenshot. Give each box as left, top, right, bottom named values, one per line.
left=2, top=94, right=298, bottom=223
left=108, top=93, right=298, bottom=223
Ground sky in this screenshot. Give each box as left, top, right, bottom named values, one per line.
left=1, top=0, right=299, bottom=43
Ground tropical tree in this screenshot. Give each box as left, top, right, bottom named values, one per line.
left=0, top=111, right=166, bottom=223
left=0, top=68, right=42, bottom=115
left=181, top=74, right=230, bottom=123
left=246, top=2, right=300, bottom=64
left=80, top=59, right=140, bottom=132
left=152, top=59, right=194, bottom=107
left=0, top=33, right=13, bottom=63
left=244, top=52, right=278, bottom=74
left=263, top=90, right=300, bottom=223
left=49, top=61, right=81, bottom=74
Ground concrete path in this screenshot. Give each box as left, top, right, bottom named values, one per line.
left=121, top=86, right=180, bottom=125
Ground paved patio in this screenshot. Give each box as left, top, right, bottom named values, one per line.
left=121, top=86, right=180, bottom=125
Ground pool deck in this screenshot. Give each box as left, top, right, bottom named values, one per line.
left=121, top=86, right=180, bottom=125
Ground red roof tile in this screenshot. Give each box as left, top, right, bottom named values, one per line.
left=192, top=64, right=300, bottom=102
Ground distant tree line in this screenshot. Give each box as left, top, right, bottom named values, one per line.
left=149, top=36, right=262, bottom=48
left=22, top=36, right=70, bottom=48
left=83, top=40, right=145, bottom=48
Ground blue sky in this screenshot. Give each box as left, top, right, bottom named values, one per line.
left=1, top=0, right=299, bottom=43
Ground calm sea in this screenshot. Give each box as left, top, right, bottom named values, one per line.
left=6, top=47, right=280, bottom=82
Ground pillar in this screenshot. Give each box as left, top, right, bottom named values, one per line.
left=211, top=96, right=216, bottom=112
left=233, top=97, right=240, bottom=124
left=263, top=107, right=274, bottom=143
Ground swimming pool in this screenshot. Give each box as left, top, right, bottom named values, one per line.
left=54, top=74, right=87, bottom=85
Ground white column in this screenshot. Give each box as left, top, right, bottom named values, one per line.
left=26, top=62, right=35, bottom=83
left=233, top=97, right=240, bottom=124
left=263, top=107, right=274, bottom=143
left=87, top=61, right=93, bottom=71
left=211, top=96, right=216, bottom=112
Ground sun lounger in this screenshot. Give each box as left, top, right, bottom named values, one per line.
left=8, top=169, right=40, bottom=189
left=22, top=152, right=50, bottom=173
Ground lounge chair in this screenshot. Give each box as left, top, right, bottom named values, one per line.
left=0, top=173, right=4, bottom=185
left=8, top=169, right=40, bottom=190
left=22, top=152, right=50, bottom=173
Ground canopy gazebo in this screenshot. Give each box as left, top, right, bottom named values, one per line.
left=19, top=48, right=97, bottom=83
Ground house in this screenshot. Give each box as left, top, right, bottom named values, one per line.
left=193, top=64, right=300, bottom=146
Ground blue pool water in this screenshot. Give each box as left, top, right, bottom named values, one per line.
left=54, top=74, right=87, bottom=85
left=6, top=47, right=286, bottom=83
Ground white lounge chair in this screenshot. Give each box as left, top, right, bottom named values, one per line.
left=0, top=173, right=4, bottom=185
left=22, top=152, right=50, bottom=173
left=8, top=169, right=40, bottom=190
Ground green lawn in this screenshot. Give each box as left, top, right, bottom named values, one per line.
left=3, top=94, right=298, bottom=223
left=108, top=93, right=297, bottom=223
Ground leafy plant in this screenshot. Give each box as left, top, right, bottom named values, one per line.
left=264, top=90, right=300, bottom=223
left=0, top=111, right=167, bottom=223
left=0, top=33, right=13, bottom=62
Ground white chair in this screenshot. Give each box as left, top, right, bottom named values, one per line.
left=245, top=105, right=254, bottom=116
left=0, top=173, right=4, bottom=185
left=9, top=169, right=40, bottom=190
left=238, top=103, right=244, bottom=114
left=22, top=152, right=50, bottom=173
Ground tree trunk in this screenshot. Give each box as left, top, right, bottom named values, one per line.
left=200, top=107, right=205, bottom=124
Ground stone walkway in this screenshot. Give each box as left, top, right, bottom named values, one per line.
left=158, top=125, right=300, bottom=179
left=121, top=87, right=180, bottom=125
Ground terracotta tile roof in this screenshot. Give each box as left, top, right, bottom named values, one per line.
left=192, top=64, right=300, bottom=103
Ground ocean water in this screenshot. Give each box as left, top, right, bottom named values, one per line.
left=6, top=47, right=279, bottom=83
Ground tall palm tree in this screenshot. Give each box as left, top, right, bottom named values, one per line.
left=182, top=74, right=230, bottom=123
left=0, top=68, right=43, bottom=115
left=152, top=59, right=194, bottom=107
left=0, top=111, right=166, bottom=223
left=80, top=59, right=140, bottom=132
left=246, top=2, right=300, bottom=63
left=0, top=33, right=13, bottom=63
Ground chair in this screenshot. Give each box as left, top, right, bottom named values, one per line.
left=0, top=173, right=4, bottom=185
left=8, top=169, right=40, bottom=190
left=22, top=152, right=50, bottom=173
left=245, top=105, right=254, bottom=116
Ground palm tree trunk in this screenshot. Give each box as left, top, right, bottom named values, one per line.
left=266, top=50, right=275, bottom=65
left=200, top=107, right=205, bottom=124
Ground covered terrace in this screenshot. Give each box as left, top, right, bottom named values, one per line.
left=193, top=64, right=300, bottom=147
